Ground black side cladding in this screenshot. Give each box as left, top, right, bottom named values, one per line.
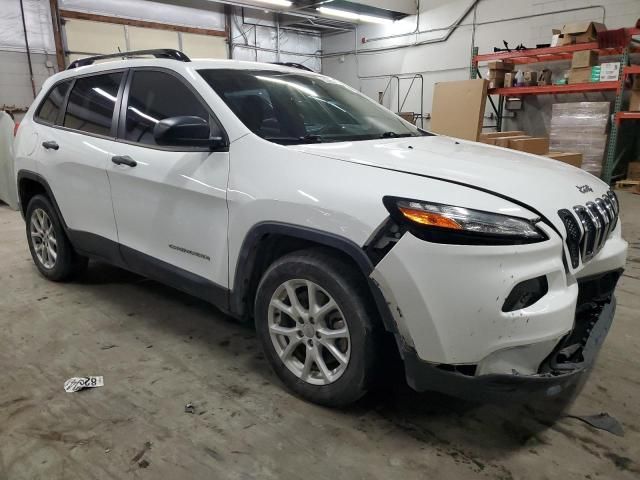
left=364, top=217, right=406, bottom=265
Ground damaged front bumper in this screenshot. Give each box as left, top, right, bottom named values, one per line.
left=403, top=295, right=617, bottom=403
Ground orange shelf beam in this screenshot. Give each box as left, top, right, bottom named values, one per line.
left=474, top=27, right=640, bottom=65
left=489, top=81, right=620, bottom=96
left=616, top=112, right=640, bottom=125
left=474, top=43, right=629, bottom=65
left=623, top=65, right=640, bottom=76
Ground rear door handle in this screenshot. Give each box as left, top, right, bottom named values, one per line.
left=42, top=141, right=59, bottom=150
left=111, top=155, right=137, bottom=167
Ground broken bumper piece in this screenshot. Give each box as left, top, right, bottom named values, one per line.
left=403, top=296, right=616, bottom=403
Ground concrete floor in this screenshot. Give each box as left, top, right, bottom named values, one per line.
left=0, top=193, right=639, bottom=480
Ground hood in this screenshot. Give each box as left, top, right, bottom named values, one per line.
left=290, top=135, right=609, bottom=232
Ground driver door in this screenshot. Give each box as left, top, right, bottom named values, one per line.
left=106, top=69, right=229, bottom=297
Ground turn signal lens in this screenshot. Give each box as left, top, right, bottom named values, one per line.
left=383, top=197, right=547, bottom=245
left=399, top=207, right=463, bottom=230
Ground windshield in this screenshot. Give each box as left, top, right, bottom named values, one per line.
left=198, top=69, right=427, bottom=145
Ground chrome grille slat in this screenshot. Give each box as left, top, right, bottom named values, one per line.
left=595, top=198, right=613, bottom=242
left=573, top=206, right=595, bottom=261
left=566, top=192, right=619, bottom=266
left=606, top=191, right=619, bottom=229
left=590, top=200, right=609, bottom=251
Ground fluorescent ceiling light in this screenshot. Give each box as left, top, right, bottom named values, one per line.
left=253, top=0, right=292, bottom=7
left=316, top=6, right=393, bottom=24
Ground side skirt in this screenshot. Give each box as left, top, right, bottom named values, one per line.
left=67, top=229, right=230, bottom=313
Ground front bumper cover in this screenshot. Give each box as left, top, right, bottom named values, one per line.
left=403, top=296, right=616, bottom=403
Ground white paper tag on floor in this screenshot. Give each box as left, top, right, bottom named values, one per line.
left=64, top=376, right=104, bottom=393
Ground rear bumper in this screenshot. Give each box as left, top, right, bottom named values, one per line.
left=403, top=295, right=617, bottom=403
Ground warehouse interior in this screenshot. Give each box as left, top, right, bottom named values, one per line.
left=1, top=0, right=640, bottom=478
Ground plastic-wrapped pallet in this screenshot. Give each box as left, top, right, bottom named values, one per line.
left=549, top=102, right=610, bottom=177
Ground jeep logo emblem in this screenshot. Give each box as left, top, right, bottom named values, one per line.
left=576, top=185, right=593, bottom=194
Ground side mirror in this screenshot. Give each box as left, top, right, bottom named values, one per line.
left=153, top=116, right=225, bottom=149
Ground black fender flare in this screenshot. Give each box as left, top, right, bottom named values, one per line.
left=16, top=170, right=68, bottom=228
left=230, top=221, right=398, bottom=333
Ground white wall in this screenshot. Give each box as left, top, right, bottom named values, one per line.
left=0, top=0, right=322, bottom=115
left=229, top=7, right=321, bottom=72
left=321, top=0, right=640, bottom=125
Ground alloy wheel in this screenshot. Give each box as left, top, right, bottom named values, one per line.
left=268, top=279, right=351, bottom=386
left=30, top=208, right=57, bottom=269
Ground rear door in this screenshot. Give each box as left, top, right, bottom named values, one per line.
left=106, top=68, right=230, bottom=295
left=34, top=71, right=125, bottom=255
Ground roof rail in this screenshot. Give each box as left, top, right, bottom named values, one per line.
left=67, top=49, right=191, bottom=70
left=271, top=62, right=314, bottom=72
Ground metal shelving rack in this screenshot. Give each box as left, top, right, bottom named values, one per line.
left=471, top=28, right=640, bottom=184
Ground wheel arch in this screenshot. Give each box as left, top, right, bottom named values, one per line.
left=230, top=222, right=398, bottom=334
left=17, top=170, right=67, bottom=228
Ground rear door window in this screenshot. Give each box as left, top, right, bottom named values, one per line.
left=63, top=72, right=123, bottom=136
left=124, top=70, right=213, bottom=146
left=36, top=80, right=72, bottom=125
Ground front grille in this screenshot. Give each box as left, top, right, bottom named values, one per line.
left=558, top=191, right=619, bottom=266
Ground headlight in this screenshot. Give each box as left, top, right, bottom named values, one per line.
left=383, top=197, right=547, bottom=245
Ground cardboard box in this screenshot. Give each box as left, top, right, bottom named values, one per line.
left=560, top=22, right=607, bottom=45
left=546, top=152, right=583, bottom=167
left=488, top=78, right=504, bottom=89
left=628, top=162, right=640, bottom=180
left=504, top=72, right=514, bottom=88
left=571, top=50, right=599, bottom=68
left=538, top=69, right=552, bottom=86
left=487, top=60, right=514, bottom=71
left=478, top=131, right=525, bottom=142
left=599, top=62, right=621, bottom=82
left=398, top=112, right=415, bottom=123
left=523, top=71, right=538, bottom=86
left=630, top=90, right=640, bottom=111
left=568, top=67, right=593, bottom=84
left=632, top=75, right=640, bottom=90
left=488, top=69, right=506, bottom=80
left=508, top=137, right=550, bottom=154
left=495, top=135, right=530, bottom=147
left=431, top=79, right=488, bottom=141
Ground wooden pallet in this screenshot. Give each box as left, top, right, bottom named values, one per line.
left=615, top=179, right=640, bottom=193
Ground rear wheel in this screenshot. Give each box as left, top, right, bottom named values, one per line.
left=26, top=195, right=87, bottom=281
left=255, top=249, right=380, bottom=407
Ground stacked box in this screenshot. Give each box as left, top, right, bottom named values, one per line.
left=571, top=51, right=599, bottom=69
left=549, top=102, right=610, bottom=177
left=487, top=61, right=514, bottom=89
left=538, top=69, right=552, bottom=86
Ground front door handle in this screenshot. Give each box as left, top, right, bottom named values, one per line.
left=42, top=141, right=59, bottom=150
left=111, top=155, right=137, bottom=167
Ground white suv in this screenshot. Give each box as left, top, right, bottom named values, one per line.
left=14, top=50, right=628, bottom=406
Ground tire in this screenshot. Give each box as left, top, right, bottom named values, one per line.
left=255, top=248, right=381, bottom=407
left=25, top=194, right=88, bottom=282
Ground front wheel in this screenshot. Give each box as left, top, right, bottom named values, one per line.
left=255, top=249, right=380, bottom=407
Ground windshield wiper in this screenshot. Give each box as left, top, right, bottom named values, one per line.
left=379, top=131, right=414, bottom=138
left=302, top=134, right=323, bottom=143
left=261, top=134, right=323, bottom=145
